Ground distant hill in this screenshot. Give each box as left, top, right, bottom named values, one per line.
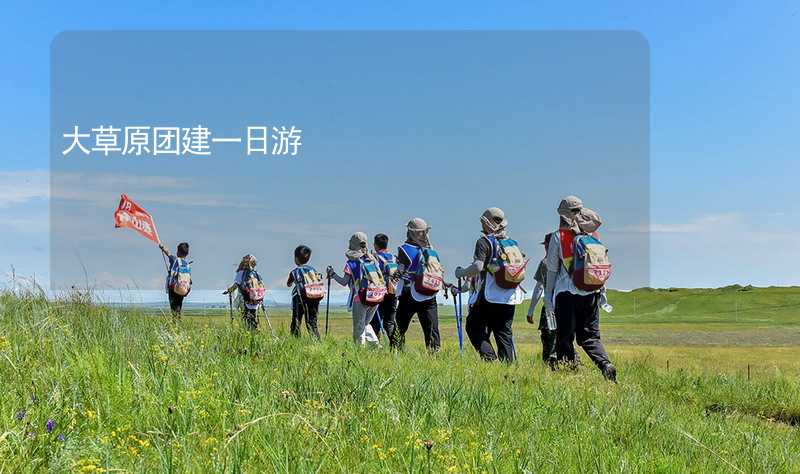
left=594, top=286, right=800, bottom=325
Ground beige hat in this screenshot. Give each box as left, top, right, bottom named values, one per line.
left=575, top=208, right=603, bottom=233
left=406, top=217, right=431, bottom=248
left=407, top=217, right=430, bottom=232
left=559, top=195, right=583, bottom=213
left=558, top=195, right=584, bottom=232
left=346, top=232, right=368, bottom=260
left=481, top=207, right=507, bottom=234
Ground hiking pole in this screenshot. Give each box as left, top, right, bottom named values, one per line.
left=261, top=302, right=277, bottom=339
left=456, top=277, right=464, bottom=356
left=325, top=271, right=332, bottom=336
left=228, top=292, right=234, bottom=323
left=158, top=242, right=169, bottom=270
left=374, top=309, right=384, bottom=344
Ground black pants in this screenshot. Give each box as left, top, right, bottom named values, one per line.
left=465, top=294, right=516, bottom=362
left=168, top=290, right=184, bottom=318
left=538, top=306, right=557, bottom=364
left=554, top=292, right=611, bottom=370
left=370, top=293, right=398, bottom=343
left=242, top=307, right=258, bottom=330
left=291, top=295, right=321, bottom=339
left=393, top=291, right=440, bottom=352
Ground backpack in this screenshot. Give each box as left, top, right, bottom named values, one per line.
left=169, top=257, right=192, bottom=296
left=240, top=269, right=266, bottom=304
left=411, top=247, right=444, bottom=296
left=569, top=233, right=612, bottom=291
left=349, top=258, right=387, bottom=307
left=295, top=265, right=326, bottom=301
left=374, top=251, right=399, bottom=295
left=485, top=235, right=529, bottom=289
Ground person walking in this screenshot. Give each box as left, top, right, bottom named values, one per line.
left=394, top=218, right=444, bottom=352
left=223, top=254, right=265, bottom=330
left=287, top=245, right=324, bottom=340
left=543, top=196, right=617, bottom=381
left=159, top=242, right=191, bottom=320
left=327, top=232, right=383, bottom=346
left=370, top=233, right=400, bottom=344
left=455, top=208, right=525, bottom=362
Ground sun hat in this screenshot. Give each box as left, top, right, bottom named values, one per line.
left=345, top=232, right=369, bottom=260
left=480, top=207, right=508, bottom=235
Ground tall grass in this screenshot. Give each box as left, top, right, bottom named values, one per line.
left=1, top=292, right=798, bottom=473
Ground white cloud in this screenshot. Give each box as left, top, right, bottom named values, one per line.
left=0, top=169, right=267, bottom=210
left=0, top=170, right=49, bottom=207
left=0, top=214, right=49, bottom=233
left=614, top=213, right=741, bottom=234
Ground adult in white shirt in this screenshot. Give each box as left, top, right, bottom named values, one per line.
left=543, top=196, right=617, bottom=382
left=455, top=207, right=524, bottom=363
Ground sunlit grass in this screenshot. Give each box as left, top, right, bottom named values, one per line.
left=1, top=291, right=799, bottom=472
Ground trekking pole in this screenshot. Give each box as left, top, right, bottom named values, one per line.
left=228, top=292, right=234, bottom=323
left=456, top=277, right=464, bottom=356
left=158, top=242, right=169, bottom=270
left=261, top=302, right=277, bottom=339
left=325, top=272, right=332, bottom=336
left=374, top=309, right=384, bottom=344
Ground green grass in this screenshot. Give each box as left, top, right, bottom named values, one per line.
left=175, top=285, right=800, bottom=373
left=1, top=288, right=800, bottom=472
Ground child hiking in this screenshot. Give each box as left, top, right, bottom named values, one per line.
left=159, top=242, right=191, bottom=320
left=224, top=254, right=265, bottom=331
left=369, top=233, right=400, bottom=345
left=287, top=245, right=324, bottom=340
left=327, top=232, right=385, bottom=346
left=544, top=196, right=617, bottom=382
left=394, top=218, right=444, bottom=353
left=455, top=208, right=525, bottom=363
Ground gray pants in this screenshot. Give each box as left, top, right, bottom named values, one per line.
left=352, top=300, right=379, bottom=345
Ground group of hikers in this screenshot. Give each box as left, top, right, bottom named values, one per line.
left=158, top=195, right=617, bottom=382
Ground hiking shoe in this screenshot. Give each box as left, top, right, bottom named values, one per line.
left=602, top=364, right=618, bottom=383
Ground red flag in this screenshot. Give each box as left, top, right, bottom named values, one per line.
left=114, top=194, right=161, bottom=244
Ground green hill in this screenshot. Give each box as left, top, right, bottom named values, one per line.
left=602, top=286, right=800, bottom=325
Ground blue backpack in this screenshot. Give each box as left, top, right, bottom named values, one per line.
left=400, top=244, right=444, bottom=296
left=347, top=258, right=387, bottom=306
left=294, top=265, right=326, bottom=301
left=239, top=269, right=266, bottom=304
left=168, top=257, right=192, bottom=296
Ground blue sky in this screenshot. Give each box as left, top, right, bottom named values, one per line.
left=1, top=0, right=799, bottom=293
left=48, top=31, right=649, bottom=293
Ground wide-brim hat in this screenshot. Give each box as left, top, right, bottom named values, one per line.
left=407, top=217, right=430, bottom=232
left=481, top=207, right=507, bottom=230
left=559, top=195, right=583, bottom=212
left=345, top=232, right=368, bottom=259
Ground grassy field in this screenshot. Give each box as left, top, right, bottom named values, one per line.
left=1, top=286, right=799, bottom=472
left=178, top=285, right=800, bottom=374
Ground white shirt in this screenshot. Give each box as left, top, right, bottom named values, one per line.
left=545, top=230, right=596, bottom=305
